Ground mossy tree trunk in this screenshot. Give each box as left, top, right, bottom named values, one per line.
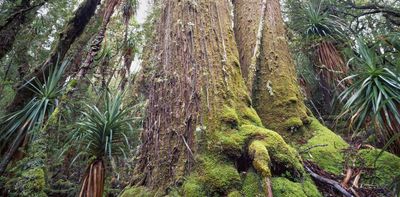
left=0, top=0, right=44, bottom=60
left=234, top=0, right=351, bottom=177
left=234, top=0, right=309, bottom=140
left=125, top=0, right=316, bottom=196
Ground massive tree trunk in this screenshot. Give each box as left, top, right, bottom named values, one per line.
left=0, top=0, right=44, bottom=60
left=234, top=0, right=350, bottom=178
left=6, top=0, right=101, bottom=113
left=234, top=0, right=309, bottom=139
left=123, top=0, right=315, bottom=196
left=122, top=0, right=400, bottom=196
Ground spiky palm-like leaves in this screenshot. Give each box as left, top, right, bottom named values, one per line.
left=76, top=93, right=132, bottom=197
left=0, top=61, right=67, bottom=174
left=289, top=0, right=349, bottom=114
left=0, top=61, right=67, bottom=146
left=290, top=0, right=346, bottom=41
left=77, top=93, right=131, bottom=159
left=339, top=40, right=400, bottom=154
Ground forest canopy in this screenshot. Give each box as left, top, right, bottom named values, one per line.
left=0, top=0, right=399, bottom=196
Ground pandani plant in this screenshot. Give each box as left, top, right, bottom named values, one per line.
left=339, top=39, right=400, bottom=155
left=0, top=60, right=67, bottom=175
left=72, top=92, right=133, bottom=197
left=289, top=0, right=349, bottom=113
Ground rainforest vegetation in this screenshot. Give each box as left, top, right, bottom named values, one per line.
left=0, top=0, right=399, bottom=196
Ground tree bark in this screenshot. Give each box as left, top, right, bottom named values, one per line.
left=6, top=0, right=101, bottom=113
left=235, top=0, right=309, bottom=139
left=76, top=0, right=120, bottom=80
left=233, top=0, right=265, bottom=91
left=79, top=159, right=106, bottom=197
left=234, top=0, right=352, bottom=187
left=126, top=0, right=305, bottom=196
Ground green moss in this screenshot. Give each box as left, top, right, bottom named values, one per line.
left=216, top=125, right=303, bottom=174
left=227, top=190, right=242, bottom=197
left=182, top=177, right=205, bottom=197
left=180, top=156, right=242, bottom=196
left=238, top=107, right=263, bottom=127
left=67, top=79, right=78, bottom=91
left=272, top=177, right=322, bottom=197
left=5, top=167, right=47, bottom=197
left=242, top=169, right=263, bottom=197
left=221, top=105, right=240, bottom=128
left=357, top=149, right=400, bottom=186
left=301, top=119, right=348, bottom=175
left=246, top=126, right=304, bottom=176
left=282, top=117, right=303, bottom=131
left=249, top=140, right=272, bottom=177
left=201, top=156, right=241, bottom=194
left=46, top=107, right=60, bottom=126
left=120, top=186, right=154, bottom=197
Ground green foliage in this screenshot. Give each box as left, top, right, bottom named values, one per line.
left=73, top=93, right=133, bottom=160
left=339, top=39, right=400, bottom=133
left=289, top=0, right=346, bottom=42
left=0, top=60, right=67, bottom=150
left=182, top=177, right=205, bottom=197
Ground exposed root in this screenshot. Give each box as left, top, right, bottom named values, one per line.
left=248, top=140, right=272, bottom=177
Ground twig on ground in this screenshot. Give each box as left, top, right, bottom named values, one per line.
left=352, top=171, right=362, bottom=188
left=341, top=168, right=353, bottom=188
left=304, top=165, right=354, bottom=197
left=299, top=144, right=328, bottom=154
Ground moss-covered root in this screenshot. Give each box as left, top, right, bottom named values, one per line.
left=242, top=169, right=322, bottom=197
left=219, top=124, right=305, bottom=178
left=247, top=132, right=305, bottom=196
left=248, top=140, right=272, bottom=196
left=248, top=140, right=272, bottom=177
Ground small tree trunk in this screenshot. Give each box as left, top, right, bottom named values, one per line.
left=76, top=0, right=120, bottom=80
left=79, top=159, right=106, bottom=197
left=313, top=41, right=347, bottom=115
left=0, top=122, right=28, bottom=175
